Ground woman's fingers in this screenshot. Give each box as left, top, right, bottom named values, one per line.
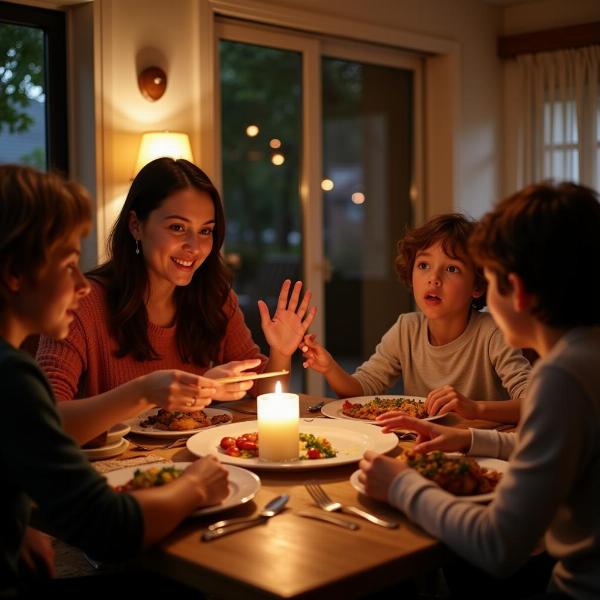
left=296, top=288, right=311, bottom=319
left=301, top=305, right=317, bottom=330
left=229, top=358, right=262, bottom=374
left=275, top=279, right=292, bottom=313
left=258, top=299, right=273, bottom=328
left=286, top=280, right=303, bottom=312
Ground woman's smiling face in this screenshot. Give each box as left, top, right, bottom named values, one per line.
left=131, top=187, right=216, bottom=291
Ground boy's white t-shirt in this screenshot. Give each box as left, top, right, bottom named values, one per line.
left=352, top=310, right=530, bottom=401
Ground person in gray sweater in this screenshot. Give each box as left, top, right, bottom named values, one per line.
left=359, top=182, right=600, bottom=599
left=0, top=165, right=229, bottom=598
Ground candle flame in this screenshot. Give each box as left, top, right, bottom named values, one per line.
left=275, top=381, right=282, bottom=394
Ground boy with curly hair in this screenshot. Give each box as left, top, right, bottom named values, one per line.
left=302, top=213, right=531, bottom=423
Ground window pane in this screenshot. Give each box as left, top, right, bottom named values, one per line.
left=322, top=58, right=413, bottom=392
left=220, top=40, right=303, bottom=388
left=0, top=23, right=46, bottom=169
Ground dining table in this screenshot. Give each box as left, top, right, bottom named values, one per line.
left=112, top=394, right=511, bottom=600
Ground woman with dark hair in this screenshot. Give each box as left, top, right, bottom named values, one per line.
left=37, top=158, right=314, bottom=442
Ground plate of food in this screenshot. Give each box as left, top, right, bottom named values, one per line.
left=105, top=462, right=261, bottom=516
left=186, top=418, right=398, bottom=470
left=321, top=395, right=444, bottom=424
left=350, top=450, right=507, bottom=502
left=125, top=408, right=233, bottom=437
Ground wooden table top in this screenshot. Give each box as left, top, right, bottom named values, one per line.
left=119, top=395, right=507, bottom=599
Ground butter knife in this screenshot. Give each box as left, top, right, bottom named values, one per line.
left=202, top=494, right=288, bottom=541
left=297, top=510, right=359, bottom=530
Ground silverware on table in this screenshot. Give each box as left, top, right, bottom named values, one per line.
left=307, top=400, right=325, bottom=413
left=296, top=510, right=359, bottom=530
left=305, top=481, right=398, bottom=529
left=130, top=437, right=188, bottom=452
left=201, top=494, right=289, bottom=541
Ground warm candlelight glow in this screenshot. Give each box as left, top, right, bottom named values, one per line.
left=257, top=381, right=299, bottom=462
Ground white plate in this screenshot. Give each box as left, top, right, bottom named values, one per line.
left=321, top=395, right=444, bottom=424
left=125, top=408, right=233, bottom=438
left=186, top=418, right=398, bottom=470
left=106, top=423, right=131, bottom=445
left=349, top=456, right=508, bottom=503
left=105, top=462, right=260, bottom=516
left=82, top=437, right=129, bottom=461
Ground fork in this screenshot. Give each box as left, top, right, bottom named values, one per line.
left=305, top=481, right=398, bottom=529
left=130, top=437, right=188, bottom=451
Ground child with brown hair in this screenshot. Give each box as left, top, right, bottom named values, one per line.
left=302, top=213, right=530, bottom=423
left=0, top=165, right=228, bottom=598
left=360, top=182, right=600, bottom=598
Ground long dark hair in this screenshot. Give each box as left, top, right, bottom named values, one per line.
left=88, top=158, right=232, bottom=363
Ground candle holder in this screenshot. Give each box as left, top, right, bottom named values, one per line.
left=257, top=382, right=299, bottom=462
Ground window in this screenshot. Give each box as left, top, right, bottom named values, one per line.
left=543, top=96, right=600, bottom=190
left=217, top=20, right=421, bottom=394
left=0, top=1, right=67, bottom=172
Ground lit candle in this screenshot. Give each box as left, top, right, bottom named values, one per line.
left=257, top=381, right=299, bottom=462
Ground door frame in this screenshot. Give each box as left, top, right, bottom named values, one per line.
left=203, top=5, right=430, bottom=394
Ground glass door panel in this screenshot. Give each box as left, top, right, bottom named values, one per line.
left=219, top=40, right=304, bottom=390
left=322, top=58, right=414, bottom=393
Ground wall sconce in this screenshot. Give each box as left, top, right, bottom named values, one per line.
left=138, top=66, right=167, bottom=101
left=134, top=131, right=194, bottom=175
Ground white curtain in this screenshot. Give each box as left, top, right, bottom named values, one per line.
left=504, top=45, right=600, bottom=195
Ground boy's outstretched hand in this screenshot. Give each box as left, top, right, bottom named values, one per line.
left=376, top=413, right=472, bottom=454
left=300, top=333, right=333, bottom=372
left=258, top=279, right=317, bottom=357
left=425, top=384, right=481, bottom=419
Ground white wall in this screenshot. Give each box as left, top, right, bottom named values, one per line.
left=12, top=0, right=600, bottom=264
left=90, top=0, right=505, bottom=252
left=92, top=0, right=203, bottom=262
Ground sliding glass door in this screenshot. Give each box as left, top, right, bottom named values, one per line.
left=217, top=21, right=421, bottom=394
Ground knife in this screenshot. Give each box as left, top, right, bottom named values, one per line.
left=201, top=494, right=289, bottom=541
left=296, top=510, right=359, bottom=530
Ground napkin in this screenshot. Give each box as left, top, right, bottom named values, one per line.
left=93, top=453, right=170, bottom=473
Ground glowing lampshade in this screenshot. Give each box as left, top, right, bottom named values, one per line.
left=134, top=131, right=193, bottom=174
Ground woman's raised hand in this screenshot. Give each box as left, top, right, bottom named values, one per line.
left=203, top=359, right=262, bottom=401
left=376, top=413, right=472, bottom=454
left=139, top=369, right=217, bottom=411
left=258, top=279, right=317, bottom=357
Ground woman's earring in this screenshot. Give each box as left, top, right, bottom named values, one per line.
left=135, top=240, right=140, bottom=255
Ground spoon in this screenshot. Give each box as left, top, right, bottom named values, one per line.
left=201, top=495, right=289, bottom=541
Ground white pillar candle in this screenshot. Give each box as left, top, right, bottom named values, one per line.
left=257, top=381, right=299, bottom=462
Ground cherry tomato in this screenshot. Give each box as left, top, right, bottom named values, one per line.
left=244, top=433, right=258, bottom=442
left=307, top=448, right=322, bottom=460
left=220, top=437, right=236, bottom=450
left=237, top=439, right=258, bottom=452
left=236, top=435, right=250, bottom=446
left=226, top=446, right=241, bottom=457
